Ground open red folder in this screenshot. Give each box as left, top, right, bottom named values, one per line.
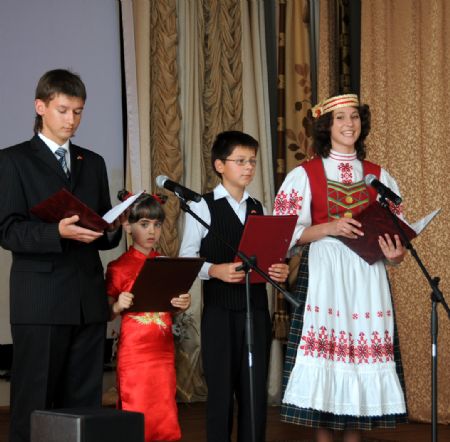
left=337, top=201, right=438, bottom=264
left=30, top=188, right=143, bottom=232
left=129, top=257, right=205, bottom=312
left=235, top=215, right=297, bottom=284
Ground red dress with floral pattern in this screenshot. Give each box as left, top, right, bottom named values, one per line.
left=106, top=247, right=181, bottom=441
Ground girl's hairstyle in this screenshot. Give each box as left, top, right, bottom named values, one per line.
left=309, top=103, right=371, bottom=160
left=117, top=190, right=167, bottom=223
left=34, top=69, right=87, bottom=134
left=211, top=130, right=259, bottom=178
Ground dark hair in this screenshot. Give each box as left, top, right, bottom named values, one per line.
left=34, top=69, right=87, bottom=134
left=310, top=104, right=371, bottom=160
left=117, top=190, right=166, bottom=224
left=211, top=130, right=259, bottom=178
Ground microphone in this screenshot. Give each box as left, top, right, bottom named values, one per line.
left=155, top=175, right=202, bottom=203
left=364, top=174, right=402, bottom=205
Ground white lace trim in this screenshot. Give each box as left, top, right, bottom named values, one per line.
left=283, top=358, right=406, bottom=416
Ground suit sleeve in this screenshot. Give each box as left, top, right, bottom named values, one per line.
left=92, top=155, right=122, bottom=251
left=0, top=150, right=63, bottom=254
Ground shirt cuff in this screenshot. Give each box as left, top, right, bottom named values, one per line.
left=199, top=262, right=213, bottom=280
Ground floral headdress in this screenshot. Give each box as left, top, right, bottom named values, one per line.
left=311, top=93, right=359, bottom=119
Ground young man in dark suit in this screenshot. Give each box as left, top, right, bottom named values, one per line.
left=0, top=69, right=124, bottom=442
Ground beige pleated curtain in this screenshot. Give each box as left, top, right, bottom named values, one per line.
left=120, top=0, right=279, bottom=403
left=273, top=0, right=313, bottom=344
left=360, top=0, right=450, bottom=424
left=275, top=0, right=312, bottom=192
left=120, top=0, right=449, bottom=423
left=318, top=0, right=449, bottom=424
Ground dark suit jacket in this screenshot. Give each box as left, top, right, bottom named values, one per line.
left=0, top=135, right=121, bottom=325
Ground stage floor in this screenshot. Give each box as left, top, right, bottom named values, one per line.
left=0, top=402, right=448, bottom=441
left=177, top=403, right=449, bottom=441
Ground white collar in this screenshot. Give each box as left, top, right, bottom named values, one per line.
left=213, top=183, right=249, bottom=204
left=329, top=149, right=357, bottom=161
left=38, top=133, right=70, bottom=154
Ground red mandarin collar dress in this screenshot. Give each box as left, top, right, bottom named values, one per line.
left=106, top=246, right=181, bottom=441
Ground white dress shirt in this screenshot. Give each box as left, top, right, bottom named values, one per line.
left=179, top=183, right=266, bottom=279
left=38, top=133, right=71, bottom=171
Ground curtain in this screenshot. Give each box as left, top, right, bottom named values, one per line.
left=317, top=0, right=337, bottom=101
left=361, top=0, right=450, bottom=423
left=241, top=0, right=280, bottom=404
left=275, top=0, right=312, bottom=190
left=272, top=0, right=313, bottom=401
left=177, top=0, right=207, bottom=402
left=122, top=0, right=182, bottom=257
left=317, top=0, right=356, bottom=100
left=121, top=0, right=276, bottom=403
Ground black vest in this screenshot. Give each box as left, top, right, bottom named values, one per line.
left=199, top=193, right=268, bottom=310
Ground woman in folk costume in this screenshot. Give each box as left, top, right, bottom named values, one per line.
left=106, top=191, right=191, bottom=442
left=273, top=94, right=408, bottom=442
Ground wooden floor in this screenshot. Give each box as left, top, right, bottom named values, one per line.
left=177, top=403, right=449, bottom=441
left=1, top=403, right=448, bottom=442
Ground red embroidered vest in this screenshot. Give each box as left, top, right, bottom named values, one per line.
left=301, top=157, right=380, bottom=225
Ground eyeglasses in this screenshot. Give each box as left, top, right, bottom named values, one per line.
left=221, top=158, right=257, bottom=167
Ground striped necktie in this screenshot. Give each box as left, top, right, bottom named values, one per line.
left=55, top=147, right=70, bottom=178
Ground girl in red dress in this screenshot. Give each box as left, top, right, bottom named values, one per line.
left=106, top=191, right=191, bottom=442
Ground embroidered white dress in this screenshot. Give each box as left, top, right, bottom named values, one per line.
left=274, top=151, right=407, bottom=417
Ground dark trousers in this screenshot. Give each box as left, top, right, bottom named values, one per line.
left=9, top=322, right=106, bottom=442
left=201, top=304, right=272, bottom=442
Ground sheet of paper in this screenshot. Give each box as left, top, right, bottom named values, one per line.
left=102, top=191, right=144, bottom=224
left=409, top=208, right=441, bottom=234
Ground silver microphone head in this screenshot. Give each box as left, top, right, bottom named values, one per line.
left=155, top=175, right=169, bottom=187
left=364, top=174, right=376, bottom=186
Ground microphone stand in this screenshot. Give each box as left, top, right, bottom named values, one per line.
left=177, top=197, right=299, bottom=442
left=379, top=196, right=449, bottom=442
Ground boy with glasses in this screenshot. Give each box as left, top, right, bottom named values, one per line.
left=180, top=130, right=289, bottom=441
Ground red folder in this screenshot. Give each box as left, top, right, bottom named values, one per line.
left=30, top=188, right=109, bottom=231
left=338, top=201, right=417, bottom=265
left=129, top=257, right=205, bottom=312
left=235, top=215, right=297, bottom=284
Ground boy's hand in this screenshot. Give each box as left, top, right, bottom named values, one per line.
left=268, top=263, right=289, bottom=283
left=59, top=215, right=103, bottom=243
left=209, top=262, right=246, bottom=283
left=171, top=293, right=191, bottom=311
left=112, top=292, right=134, bottom=314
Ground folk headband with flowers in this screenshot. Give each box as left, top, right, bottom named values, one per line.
left=311, top=94, right=359, bottom=119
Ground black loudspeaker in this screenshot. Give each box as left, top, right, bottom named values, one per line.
left=31, top=407, right=144, bottom=442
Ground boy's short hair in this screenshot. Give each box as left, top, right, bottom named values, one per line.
left=211, top=131, right=259, bottom=178
left=34, top=69, right=87, bottom=133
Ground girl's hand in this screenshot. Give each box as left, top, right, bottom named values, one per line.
left=378, top=233, right=407, bottom=264
left=268, top=263, right=289, bottom=283
left=112, top=291, right=134, bottom=314
left=171, top=293, right=191, bottom=311
left=328, top=217, right=364, bottom=239
left=209, top=262, right=246, bottom=283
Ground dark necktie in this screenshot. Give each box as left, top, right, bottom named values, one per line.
left=55, top=147, right=70, bottom=178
